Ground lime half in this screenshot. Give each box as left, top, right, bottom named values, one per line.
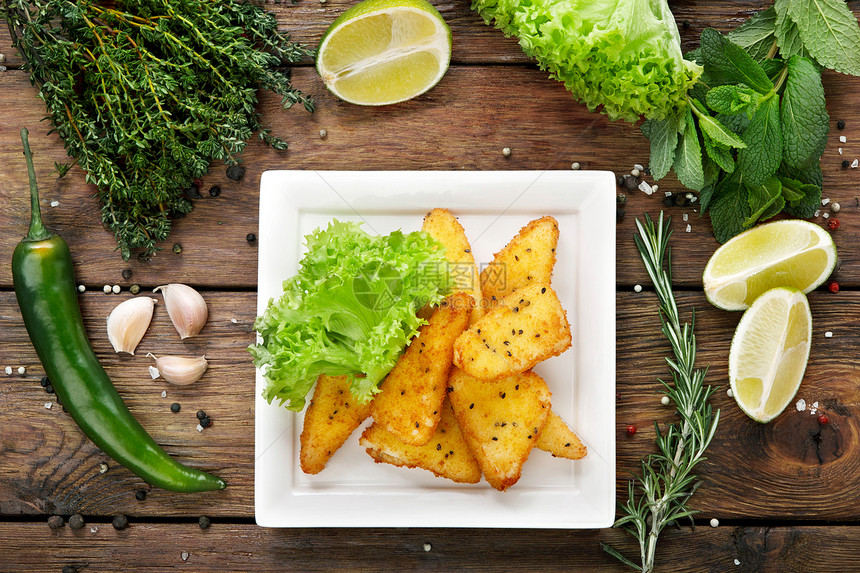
left=316, top=0, right=452, bottom=105
left=729, top=287, right=812, bottom=423
left=703, top=220, right=837, bottom=311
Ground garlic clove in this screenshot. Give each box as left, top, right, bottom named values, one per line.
left=106, top=297, right=157, bottom=354
left=148, top=354, right=208, bottom=386
left=154, top=283, right=208, bottom=339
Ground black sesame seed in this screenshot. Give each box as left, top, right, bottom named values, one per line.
left=506, top=350, right=512, bottom=357
left=504, top=340, right=510, bottom=346
left=513, top=307, right=519, bottom=313
left=492, top=437, right=498, bottom=441
left=112, top=514, right=129, bottom=530
left=540, top=287, right=546, bottom=294
left=135, top=489, right=147, bottom=501
left=500, top=392, right=506, bottom=398
left=68, top=514, right=85, bottom=530
left=226, top=164, right=246, bottom=181
left=47, top=515, right=64, bottom=530
left=518, top=329, right=523, bottom=335
left=209, top=185, right=221, bottom=197
left=436, top=444, right=442, bottom=451
left=469, top=403, right=474, bottom=409
left=170, top=402, right=181, bottom=413
left=415, top=422, right=420, bottom=428
left=198, top=515, right=211, bottom=529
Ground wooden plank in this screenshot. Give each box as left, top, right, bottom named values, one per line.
left=1, top=67, right=858, bottom=289
left=1, top=522, right=860, bottom=572
left=2, top=290, right=859, bottom=519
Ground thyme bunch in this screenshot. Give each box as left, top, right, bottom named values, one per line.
left=602, top=213, right=720, bottom=573
left=4, top=0, right=313, bottom=259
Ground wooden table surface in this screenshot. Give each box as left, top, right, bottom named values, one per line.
left=3, top=0, right=860, bottom=570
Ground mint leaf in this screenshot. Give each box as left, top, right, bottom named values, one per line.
left=728, top=7, right=778, bottom=62
left=695, top=106, right=747, bottom=149
left=707, top=85, right=761, bottom=116
left=778, top=173, right=822, bottom=218
left=781, top=56, right=829, bottom=169
left=774, top=1, right=814, bottom=61
left=745, top=177, right=784, bottom=226
left=786, top=0, right=860, bottom=76
left=642, top=115, right=682, bottom=181
left=781, top=159, right=824, bottom=188
left=709, top=171, right=752, bottom=243
left=701, top=28, right=775, bottom=94
left=738, top=94, right=783, bottom=187
left=717, top=112, right=752, bottom=135
left=703, top=134, right=736, bottom=173
left=673, top=108, right=705, bottom=191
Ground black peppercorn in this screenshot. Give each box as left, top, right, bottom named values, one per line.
left=112, top=514, right=128, bottom=530
left=62, top=566, right=77, bottom=573
left=198, top=516, right=211, bottom=529
left=842, top=160, right=850, bottom=168
left=129, top=284, right=141, bottom=295
left=838, top=120, right=846, bottom=130
left=246, top=233, right=257, bottom=243
left=45, top=383, right=54, bottom=394
left=662, top=195, right=675, bottom=207
left=226, top=165, right=246, bottom=181
left=196, top=410, right=207, bottom=420
left=47, top=515, right=64, bottom=530
left=616, top=208, right=625, bottom=223
left=209, top=185, right=221, bottom=197
left=184, top=186, right=202, bottom=200
left=135, top=489, right=147, bottom=501
left=40, top=376, right=50, bottom=387
left=68, top=514, right=85, bottom=530
left=200, top=416, right=212, bottom=428
left=616, top=174, right=626, bottom=187
left=170, top=402, right=181, bottom=413
left=121, top=269, right=132, bottom=280
left=623, top=175, right=639, bottom=191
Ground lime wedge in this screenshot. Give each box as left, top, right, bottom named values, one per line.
left=703, top=220, right=837, bottom=311
left=729, top=287, right=812, bottom=423
left=316, top=0, right=452, bottom=105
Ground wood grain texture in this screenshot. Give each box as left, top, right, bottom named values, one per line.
left=2, top=522, right=860, bottom=572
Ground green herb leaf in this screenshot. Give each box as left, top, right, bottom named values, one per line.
left=745, top=177, right=784, bottom=226
left=673, top=108, right=705, bottom=191
left=774, top=1, right=813, bottom=61
left=784, top=0, right=860, bottom=76
left=701, top=28, right=775, bottom=94
left=642, top=115, right=682, bottom=181
left=781, top=56, right=829, bottom=169
left=738, top=94, right=783, bottom=187
left=727, top=7, right=778, bottom=62
left=706, top=85, right=761, bottom=116
left=710, top=172, right=752, bottom=243
left=703, top=134, right=736, bottom=174
left=694, top=103, right=747, bottom=149
left=778, top=173, right=822, bottom=218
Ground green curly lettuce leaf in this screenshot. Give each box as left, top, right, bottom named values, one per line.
left=249, top=221, right=451, bottom=411
left=471, top=0, right=702, bottom=121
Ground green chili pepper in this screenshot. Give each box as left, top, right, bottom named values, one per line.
left=12, top=129, right=225, bottom=492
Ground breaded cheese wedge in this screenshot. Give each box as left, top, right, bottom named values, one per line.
left=422, top=208, right=484, bottom=322
left=447, top=368, right=551, bottom=491
left=536, top=410, right=587, bottom=460
left=453, top=283, right=571, bottom=381
left=300, top=374, right=374, bottom=475
left=480, top=216, right=558, bottom=306
left=360, top=400, right=481, bottom=484
left=372, top=292, right=472, bottom=445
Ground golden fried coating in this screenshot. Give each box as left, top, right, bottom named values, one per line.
left=536, top=410, right=587, bottom=460
left=447, top=368, right=551, bottom=491
left=372, top=292, right=472, bottom=445
left=422, top=208, right=484, bottom=322
left=300, top=375, right=374, bottom=475
left=453, top=283, right=571, bottom=381
left=360, top=399, right=481, bottom=484
left=480, top=216, right=559, bottom=306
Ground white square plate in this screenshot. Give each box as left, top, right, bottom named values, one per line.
left=255, top=170, right=616, bottom=528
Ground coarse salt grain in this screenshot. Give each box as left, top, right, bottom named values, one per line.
left=840, top=135, right=847, bottom=143
left=44, top=402, right=52, bottom=409
left=839, top=147, right=844, bottom=155
left=50, top=201, right=59, bottom=208
left=665, top=191, right=673, bottom=197
left=196, top=424, right=204, bottom=432
left=77, top=285, right=85, bottom=293
left=634, top=285, right=642, bottom=293
left=685, top=224, right=692, bottom=233
left=826, top=331, right=833, bottom=338
left=796, top=399, right=807, bottom=411
left=103, top=285, right=111, bottom=294
left=90, top=527, right=99, bottom=533
left=423, top=543, right=432, bottom=552
left=149, top=366, right=160, bottom=380
left=4, top=366, right=12, bottom=375
left=634, top=164, right=644, bottom=172
left=811, top=401, right=819, bottom=415
left=683, top=213, right=689, bottom=221
left=690, top=196, right=698, bottom=203
left=710, top=518, right=719, bottom=528
left=735, top=560, right=741, bottom=566
left=727, top=389, right=734, bottom=398
left=661, top=396, right=670, bottom=406
left=231, top=318, right=238, bottom=324
left=181, top=552, right=189, bottom=562
left=112, top=285, right=121, bottom=294
left=822, top=198, right=831, bottom=206
left=814, top=210, right=821, bottom=217
left=639, top=180, right=653, bottom=194
left=17, top=366, right=26, bottom=375
left=161, top=390, right=167, bottom=398
left=99, top=463, right=108, bottom=473
left=852, top=159, right=859, bottom=168
left=631, top=168, right=641, bottom=178
left=823, top=212, right=830, bottom=219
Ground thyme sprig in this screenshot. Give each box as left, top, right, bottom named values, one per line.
left=4, top=0, right=313, bottom=259
left=602, top=212, right=720, bottom=573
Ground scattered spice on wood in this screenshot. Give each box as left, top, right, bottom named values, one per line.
left=47, top=515, right=64, bottom=530
left=112, top=515, right=129, bottom=530
left=246, top=233, right=257, bottom=244
left=226, top=165, right=247, bottom=182
left=626, top=424, right=636, bottom=436
left=198, top=516, right=211, bottom=529
left=209, top=186, right=221, bottom=198
left=135, top=489, right=147, bottom=501
left=828, top=281, right=840, bottom=293
left=68, top=514, right=85, bottom=530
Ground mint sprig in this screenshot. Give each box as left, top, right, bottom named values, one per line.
left=644, top=0, right=860, bottom=243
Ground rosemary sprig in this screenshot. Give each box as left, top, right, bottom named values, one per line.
left=602, top=212, right=721, bottom=573
left=4, top=0, right=313, bottom=259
